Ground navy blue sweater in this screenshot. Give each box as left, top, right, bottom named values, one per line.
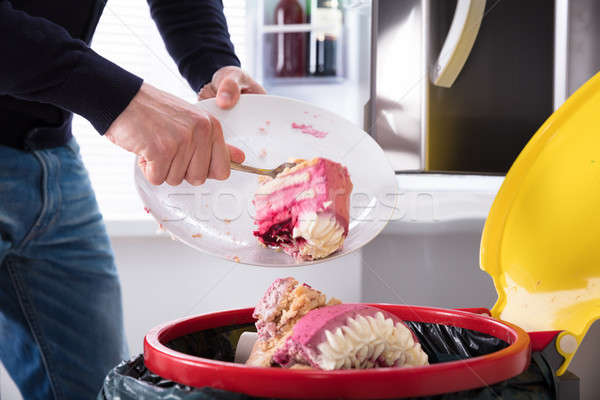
left=0, top=0, right=240, bottom=150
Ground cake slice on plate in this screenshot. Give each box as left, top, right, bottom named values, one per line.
left=252, top=158, right=353, bottom=261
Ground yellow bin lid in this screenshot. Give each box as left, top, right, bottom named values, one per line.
left=480, top=72, right=600, bottom=375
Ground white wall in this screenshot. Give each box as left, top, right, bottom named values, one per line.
left=0, top=362, right=20, bottom=400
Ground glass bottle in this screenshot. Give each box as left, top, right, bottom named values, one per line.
left=274, top=0, right=307, bottom=77
left=307, top=0, right=341, bottom=76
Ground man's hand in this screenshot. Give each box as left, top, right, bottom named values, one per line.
left=198, top=66, right=266, bottom=109
left=105, top=82, right=245, bottom=186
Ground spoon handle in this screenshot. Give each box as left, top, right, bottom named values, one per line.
left=230, top=161, right=274, bottom=177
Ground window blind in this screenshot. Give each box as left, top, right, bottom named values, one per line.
left=72, top=0, right=248, bottom=221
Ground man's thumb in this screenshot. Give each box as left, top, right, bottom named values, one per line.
left=228, top=144, right=245, bottom=164
left=216, top=78, right=241, bottom=110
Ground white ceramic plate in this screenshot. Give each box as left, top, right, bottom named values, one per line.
left=135, top=94, right=398, bottom=267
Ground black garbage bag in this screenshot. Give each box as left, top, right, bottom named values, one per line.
left=98, top=321, right=555, bottom=400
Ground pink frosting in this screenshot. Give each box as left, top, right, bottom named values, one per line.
left=291, top=122, right=328, bottom=138
left=291, top=304, right=396, bottom=346
left=272, top=304, right=415, bottom=368
left=252, top=158, right=352, bottom=259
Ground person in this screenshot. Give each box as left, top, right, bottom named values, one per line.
left=0, top=1, right=265, bottom=399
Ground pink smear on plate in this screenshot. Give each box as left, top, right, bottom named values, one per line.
left=258, top=127, right=266, bottom=132
left=291, top=122, right=328, bottom=138
left=265, top=120, right=271, bottom=125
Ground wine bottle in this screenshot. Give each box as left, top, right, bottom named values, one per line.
left=274, top=0, right=307, bottom=77
left=307, top=0, right=342, bottom=76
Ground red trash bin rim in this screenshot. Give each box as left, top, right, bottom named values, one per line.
left=144, top=304, right=531, bottom=399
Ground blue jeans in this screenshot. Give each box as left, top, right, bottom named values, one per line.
left=0, top=139, right=128, bottom=400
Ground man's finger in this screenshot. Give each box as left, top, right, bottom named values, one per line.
left=228, top=144, right=245, bottom=164
left=198, top=84, right=217, bottom=100
left=145, top=158, right=171, bottom=185
left=240, top=77, right=267, bottom=95
left=207, top=116, right=230, bottom=179
left=185, top=146, right=210, bottom=186
left=185, top=129, right=211, bottom=186
left=165, top=142, right=194, bottom=186
left=216, top=77, right=241, bottom=109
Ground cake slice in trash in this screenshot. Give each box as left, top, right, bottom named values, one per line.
left=252, top=158, right=353, bottom=261
left=246, top=277, right=341, bottom=367
left=246, top=278, right=429, bottom=370
left=273, top=303, right=429, bottom=370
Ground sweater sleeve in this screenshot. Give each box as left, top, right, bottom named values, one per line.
left=0, top=0, right=143, bottom=134
left=147, top=0, right=241, bottom=92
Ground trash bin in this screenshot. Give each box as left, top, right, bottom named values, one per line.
left=98, top=305, right=577, bottom=399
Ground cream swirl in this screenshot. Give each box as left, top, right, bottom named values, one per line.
left=315, top=312, right=429, bottom=370
left=292, top=212, right=345, bottom=259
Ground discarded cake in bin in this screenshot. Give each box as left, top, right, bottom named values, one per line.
left=273, top=304, right=429, bottom=369
left=246, top=278, right=429, bottom=370
left=247, top=277, right=341, bottom=367
left=252, top=158, right=353, bottom=261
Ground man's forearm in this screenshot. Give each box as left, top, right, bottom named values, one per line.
left=0, top=0, right=143, bottom=134
left=147, top=0, right=240, bottom=92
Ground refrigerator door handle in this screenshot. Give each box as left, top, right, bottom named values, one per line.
left=431, top=0, right=486, bottom=88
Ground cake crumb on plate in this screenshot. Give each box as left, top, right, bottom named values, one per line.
left=291, top=122, right=328, bottom=138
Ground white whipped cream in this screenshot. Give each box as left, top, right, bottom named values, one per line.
left=316, top=312, right=429, bottom=370
left=293, top=212, right=345, bottom=259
